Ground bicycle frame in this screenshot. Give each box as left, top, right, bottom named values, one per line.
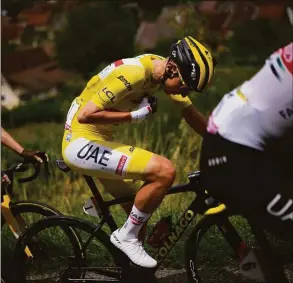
left=1, top=173, right=33, bottom=257
left=2, top=159, right=49, bottom=258
left=82, top=171, right=213, bottom=267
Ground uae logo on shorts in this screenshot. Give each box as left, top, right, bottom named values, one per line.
left=116, top=155, right=128, bottom=176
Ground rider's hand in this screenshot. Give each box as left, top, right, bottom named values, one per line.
left=1, top=173, right=11, bottom=185
left=147, top=96, right=158, bottom=114
left=20, top=150, right=49, bottom=164
left=130, top=97, right=157, bottom=123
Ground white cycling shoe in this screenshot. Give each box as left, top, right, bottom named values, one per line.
left=110, top=229, right=157, bottom=268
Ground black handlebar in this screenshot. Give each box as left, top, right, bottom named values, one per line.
left=2, top=152, right=50, bottom=184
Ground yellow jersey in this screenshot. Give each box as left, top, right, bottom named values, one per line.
left=65, top=54, right=192, bottom=140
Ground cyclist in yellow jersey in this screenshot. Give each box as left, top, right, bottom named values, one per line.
left=62, top=36, right=216, bottom=268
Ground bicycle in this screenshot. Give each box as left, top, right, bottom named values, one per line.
left=1, top=154, right=80, bottom=283
left=12, top=159, right=293, bottom=283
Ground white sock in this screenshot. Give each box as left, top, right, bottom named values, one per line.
left=118, top=205, right=151, bottom=240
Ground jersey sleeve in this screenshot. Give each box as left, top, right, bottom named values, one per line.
left=168, top=94, right=192, bottom=110
left=276, top=42, right=293, bottom=75
left=90, top=65, right=144, bottom=110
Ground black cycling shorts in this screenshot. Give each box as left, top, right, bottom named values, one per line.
left=200, top=133, right=293, bottom=238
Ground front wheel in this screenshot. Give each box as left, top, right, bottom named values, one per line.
left=2, top=201, right=65, bottom=282
left=13, top=215, right=131, bottom=283
left=185, top=213, right=258, bottom=283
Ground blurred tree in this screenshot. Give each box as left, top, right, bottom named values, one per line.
left=1, top=42, right=18, bottom=55
left=227, top=18, right=292, bottom=65
left=55, top=2, right=138, bottom=77
left=21, top=26, right=35, bottom=45
left=164, top=4, right=221, bottom=50
left=120, top=0, right=202, bottom=21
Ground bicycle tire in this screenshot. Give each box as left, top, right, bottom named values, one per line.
left=13, top=215, right=130, bottom=283
left=1, top=201, right=83, bottom=282
left=185, top=213, right=257, bottom=283
left=2, top=201, right=63, bottom=228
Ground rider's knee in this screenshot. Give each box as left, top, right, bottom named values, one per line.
left=161, top=160, right=176, bottom=186
left=148, top=157, right=176, bottom=187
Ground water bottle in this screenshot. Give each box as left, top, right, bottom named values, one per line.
left=147, top=216, right=172, bottom=248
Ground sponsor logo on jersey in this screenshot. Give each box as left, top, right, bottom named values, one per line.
left=77, top=143, right=112, bottom=167
left=129, top=146, right=135, bottom=153
left=67, top=138, right=131, bottom=177
left=277, top=43, right=293, bottom=75
left=99, top=87, right=115, bottom=103
left=129, top=212, right=144, bottom=225
left=114, top=59, right=124, bottom=67
left=267, top=194, right=293, bottom=221
left=208, top=156, right=227, bottom=167
left=116, top=155, right=128, bottom=176
left=117, top=75, right=132, bottom=91
left=279, top=106, right=293, bottom=120
left=65, top=132, right=72, bottom=142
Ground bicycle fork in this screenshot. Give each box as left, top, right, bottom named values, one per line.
left=1, top=196, right=33, bottom=258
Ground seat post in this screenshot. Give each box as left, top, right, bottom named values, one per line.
left=83, top=175, right=118, bottom=231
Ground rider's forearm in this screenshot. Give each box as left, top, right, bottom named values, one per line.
left=182, top=105, right=207, bottom=136
left=78, top=110, right=132, bottom=125
left=1, top=128, right=24, bottom=154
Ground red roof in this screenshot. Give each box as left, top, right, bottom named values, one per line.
left=17, top=2, right=54, bottom=27
left=7, top=61, right=76, bottom=92
left=2, top=47, right=51, bottom=76
left=258, top=4, right=285, bottom=19
left=1, top=23, right=25, bottom=42
left=198, top=1, right=288, bottom=32
left=197, top=1, right=218, bottom=15
left=18, top=10, right=53, bottom=27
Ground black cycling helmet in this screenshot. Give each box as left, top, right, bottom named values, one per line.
left=169, top=36, right=216, bottom=93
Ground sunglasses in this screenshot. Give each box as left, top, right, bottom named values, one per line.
left=177, top=71, right=194, bottom=92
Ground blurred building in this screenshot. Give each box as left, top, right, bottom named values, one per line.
left=1, top=1, right=79, bottom=110
left=1, top=46, right=76, bottom=107
left=1, top=75, right=20, bottom=110
left=1, top=15, right=26, bottom=45
left=198, top=1, right=291, bottom=34
left=135, top=1, right=293, bottom=51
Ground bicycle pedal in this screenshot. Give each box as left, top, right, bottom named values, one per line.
left=240, top=248, right=265, bottom=282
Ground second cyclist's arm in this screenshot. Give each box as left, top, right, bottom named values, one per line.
left=78, top=101, right=131, bottom=124
left=182, top=104, right=207, bottom=136
left=168, top=94, right=207, bottom=136
left=1, top=127, right=24, bottom=154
